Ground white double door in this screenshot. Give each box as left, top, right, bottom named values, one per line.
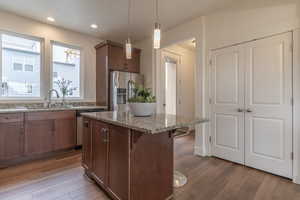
left=210, top=32, right=293, bottom=178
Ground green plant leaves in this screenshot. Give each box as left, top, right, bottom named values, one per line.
left=128, top=82, right=156, bottom=103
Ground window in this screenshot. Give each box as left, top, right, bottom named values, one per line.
left=52, top=43, right=81, bottom=98
left=25, top=64, right=33, bottom=72
left=1, top=33, right=41, bottom=98
left=13, top=63, right=23, bottom=71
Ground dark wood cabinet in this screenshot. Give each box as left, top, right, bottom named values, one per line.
left=95, top=40, right=141, bottom=108
left=25, top=111, right=76, bottom=156
left=1, top=111, right=77, bottom=167
left=126, top=48, right=141, bottom=73
left=92, top=120, right=109, bottom=185
left=25, top=118, right=54, bottom=156
left=83, top=119, right=173, bottom=200
left=54, top=111, right=76, bottom=150
left=82, top=118, right=92, bottom=171
left=109, top=45, right=126, bottom=71
left=107, top=125, right=130, bottom=200
left=0, top=113, right=24, bottom=161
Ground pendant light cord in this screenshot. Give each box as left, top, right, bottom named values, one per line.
left=127, top=0, right=131, bottom=38
left=155, top=0, right=159, bottom=22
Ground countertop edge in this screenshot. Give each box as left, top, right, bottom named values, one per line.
left=0, top=106, right=108, bottom=114
left=81, top=113, right=209, bottom=134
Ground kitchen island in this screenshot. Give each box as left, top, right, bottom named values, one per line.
left=81, top=111, right=208, bottom=200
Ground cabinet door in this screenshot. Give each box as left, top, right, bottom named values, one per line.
left=92, top=121, right=108, bottom=185
left=0, top=114, right=24, bottom=161
left=108, top=125, right=130, bottom=200
left=82, top=119, right=92, bottom=170
left=54, top=111, right=76, bottom=150
left=25, top=113, right=54, bottom=156
left=126, top=48, right=140, bottom=73
left=109, top=45, right=125, bottom=71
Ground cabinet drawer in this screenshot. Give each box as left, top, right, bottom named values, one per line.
left=25, top=111, right=75, bottom=121
left=0, top=113, right=24, bottom=123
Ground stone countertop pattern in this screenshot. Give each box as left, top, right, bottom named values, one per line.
left=0, top=105, right=107, bottom=114
left=81, top=111, right=209, bottom=134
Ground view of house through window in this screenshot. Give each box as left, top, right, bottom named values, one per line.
left=1, top=34, right=41, bottom=97
left=52, top=43, right=81, bottom=98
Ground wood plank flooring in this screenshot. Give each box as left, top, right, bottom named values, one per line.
left=1, top=134, right=300, bottom=200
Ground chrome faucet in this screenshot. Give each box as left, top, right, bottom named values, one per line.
left=46, top=89, right=60, bottom=108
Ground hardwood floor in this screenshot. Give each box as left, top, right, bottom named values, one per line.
left=1, top=134, right=300, bottom=200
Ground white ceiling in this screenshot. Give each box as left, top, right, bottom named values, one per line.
left=0, top=0, right=238, bottom=42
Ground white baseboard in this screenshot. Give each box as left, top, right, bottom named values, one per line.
left=194, top=145, right=205, bottom=156
left=293, top=176, right=300, bottom=184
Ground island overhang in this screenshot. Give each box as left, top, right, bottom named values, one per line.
left=81, top=111, right=209, bottom=134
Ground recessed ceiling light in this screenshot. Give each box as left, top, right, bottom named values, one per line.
left=47, top=17, right=55, bottom=22
left=90, top=24, right=98, bottom=29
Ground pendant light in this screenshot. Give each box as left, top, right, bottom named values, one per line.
left=125, top=0, right=132, bottom=59
left=153, top=0, right=161, bottom=49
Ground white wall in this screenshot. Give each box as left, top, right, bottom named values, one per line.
left=205, top=1, right=300, bottom=50
left=0, top=10, right=102, bottom=101
left=165, top=45, right=196, bottom=119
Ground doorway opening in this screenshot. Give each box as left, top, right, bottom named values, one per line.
left=157, top=38, right=196, bottom=119
left=165, top=54, right=178, bottom=115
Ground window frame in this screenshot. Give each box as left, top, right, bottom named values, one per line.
left=0, top=30, right=44, bottom=100
left=50, top=40, right=84, bottom=100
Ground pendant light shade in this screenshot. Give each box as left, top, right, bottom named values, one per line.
left=153, top=0, right=161, bottom=49
left=126, top=38, right=132, bottom=59
left=126, top=0, right=132, bottom=59
left=153, top=22, right=161, bottom=49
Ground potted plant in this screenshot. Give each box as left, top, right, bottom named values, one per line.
left=54, top=78, right=77, bottom=105
left=128, top=82, right=156, bottom=117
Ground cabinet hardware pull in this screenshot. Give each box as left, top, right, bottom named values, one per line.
left=237, top=108, right=244, bottom=112
left=246, top=109, right=252, bottom=113
left=84, top=121, right=89, bottom=128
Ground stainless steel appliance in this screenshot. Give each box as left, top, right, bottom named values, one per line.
left=76, top=108, right=106, bottom=147
left=110, top=71, right=144, bottom=111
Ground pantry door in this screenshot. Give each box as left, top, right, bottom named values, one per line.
left=244, top=32, right=293, bottom=178
left=210, top=45, right=245, bottom=165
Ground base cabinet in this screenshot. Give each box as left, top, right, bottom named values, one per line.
left=25, top=111, right=76, bottom=156
left=0, top=113, right=24, bottom=161
left=0, top=111, right=76, bottom=167
left=54, top=113, right=76, bottom=150
left=82, top=119, right=173, bottom=200
left=25, top=119, right=54, bottom=156
left=92, top=121, right=108, bottom=185
left=107, top=125, right=130, bottom=200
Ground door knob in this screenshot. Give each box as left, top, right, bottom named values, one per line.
left=237, top=108, right=244, bottom=112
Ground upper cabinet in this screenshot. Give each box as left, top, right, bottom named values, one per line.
left=96, top=40, right=141, bottom=73
left=95, top=40, right=141, bottom=107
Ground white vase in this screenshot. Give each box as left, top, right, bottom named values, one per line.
left=129, top=103, right=156, bottom=117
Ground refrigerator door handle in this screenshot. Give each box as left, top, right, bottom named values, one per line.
left=127, top=80, right=130, bottom=102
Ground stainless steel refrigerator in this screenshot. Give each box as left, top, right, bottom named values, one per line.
left=110, top=71, right=144, bottom=112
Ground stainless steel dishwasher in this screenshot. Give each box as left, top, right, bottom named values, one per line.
left=76, top=109, right=105, bottom=147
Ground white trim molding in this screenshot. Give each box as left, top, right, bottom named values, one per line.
left=293, top=28, right=300, bottom=184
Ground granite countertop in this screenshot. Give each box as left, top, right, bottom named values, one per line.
left=0, top=105, right=107, bottom=114
left=81, top=111, right=209, bottom=134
